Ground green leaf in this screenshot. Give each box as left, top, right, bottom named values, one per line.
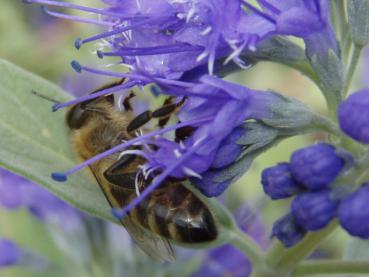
left=0, top=59, right=114, bottom=222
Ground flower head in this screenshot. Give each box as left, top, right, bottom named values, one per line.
left=25, top=0, right=273, bottom=77
left=338, top=89, right=369, bottom=144
left=290, top=143, right=345, bottom=191
left=0, top=170, right=26, bottom=210
left=0, top=168, right=83, bottom=232
left=0, top=239, right=21, bottom=267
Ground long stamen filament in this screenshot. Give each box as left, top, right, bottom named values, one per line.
left=257, top=0, right=281, bottom=15
left=53, top=80, right=138, bottom=111
left=41, top=6, right=115, bottom=26
left=241, top=1, right=276, bottom=24
left=24, top=0, right=146, bottom=18
left=75, top=16, right=174, bottom=48
left=98, top=44, right=203, bottom=57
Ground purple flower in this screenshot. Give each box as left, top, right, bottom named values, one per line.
left=338, top=184, right=369, bottom=239
left=25, top=0, right=269, bottom=77
left=0, top=238, right=53, bottom=271
left=0, top=170, right=26, bottom=210
left=261, top=162, right=302, bottom=200
left=290, top=143, right=345, bottom=191
left=291, top=190, right=338, bottom=231
left=25, top=0, right=338, bottom=81
left=249, top=0, right=339, bottom=60
left=0, top=168, right=83, bottom=232
left=192, top=204, right=267, bottom=277
left=0, top=239, right=21, bottom=267
left=338, top=89, right=369, bottom=144
left=272, top=213, right=306, bottom=247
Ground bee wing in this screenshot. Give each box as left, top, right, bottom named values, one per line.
left=90, top=166, right=175, bottom=262
left=121, top=216, right=175, bottom=262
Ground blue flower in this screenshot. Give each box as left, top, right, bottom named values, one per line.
left=0, top=170, right=26, bottom=210
left=246, top=0, right=339, bottom=61
left=291, top=190, right=338, bottom=231
left=338, top=89, right=369, bottom=144
left=24, top=0, right=271, bottom=77
left=290, top=143, right=345, bottom=191
left=25, top=0, right=339, bottom=80
left=0, top=238, right=51, bottom=271
left=0, top=168, right=83, bottom=232
left=0, top=239, right=21, bottom=267
left=338, top=184, right=369, bottom=238
left=261, top=162, right=302, bottom=200
left=272, top=213, right=306, bottom=247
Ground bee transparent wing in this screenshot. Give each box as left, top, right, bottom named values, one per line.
left=121, top=216, right=175, bottom=262
left=90, top=166, right=175, bottom=262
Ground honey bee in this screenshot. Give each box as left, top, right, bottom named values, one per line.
left=65, top=81, right=218, bottom=261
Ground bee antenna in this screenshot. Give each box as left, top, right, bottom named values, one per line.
left=31, top=90, right=61, bottom=104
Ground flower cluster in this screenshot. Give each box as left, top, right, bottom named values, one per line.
left=263, top=143, right=348, bottom=246
left=266, top=87, right=369, bottom=245
left=24, top=0, right=337, bottom=79
left=22, top=1, right=369, bottom=272
left=21, top=0, right=340, bottom=215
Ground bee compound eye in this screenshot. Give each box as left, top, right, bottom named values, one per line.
left=66, top=104, right=88, bottom=130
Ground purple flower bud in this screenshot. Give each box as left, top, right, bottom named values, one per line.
left=261, top=162, right=302, bottom=199
left=272, top=213, right=306, bottom=247
left=338, top=89, right=369, bottom=144
left=211, top=126, right=245, bottom=168
left=338, top=184, right=369, bottom=238
left=193, top=170, right=231, bottom=197
left=292, top=190, right=338, bottom=231
left=290, top=143, right=345, bottom=190
left=0, top=239, right=21, bottom=267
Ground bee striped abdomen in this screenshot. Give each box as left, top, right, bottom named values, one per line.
left=131, top=182, right=218, bottom=243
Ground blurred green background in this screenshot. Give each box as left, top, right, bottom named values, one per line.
left=0, top=1, right=367, bottom=277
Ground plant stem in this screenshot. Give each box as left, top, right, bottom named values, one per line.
left=266, top=221, right=339, bottom=275
left=343, top=45, right=363, bottom=97
left=230, top=227, right=265, bottom=268
left=338, top=1, right=352, bottom=64
left=292, top=260, right=369, bottom=276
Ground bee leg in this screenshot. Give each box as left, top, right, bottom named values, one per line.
left=126, top=97, right=186, bottom=132
left=104, top=154, right=139, bottom=190
left=153, top=97, right=187, bottom=128
left=127, top=111, right=153, bottom=133
left=175, top=124, right=196, bottom=142
left=123, top=92, right=136, bottom=111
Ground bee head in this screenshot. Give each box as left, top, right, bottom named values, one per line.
left=66, top=95, right=114, bottom=130
left=66, top=103, right=89, bottom=130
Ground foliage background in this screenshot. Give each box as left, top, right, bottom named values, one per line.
left=0, top=1, right=367, bottom=276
